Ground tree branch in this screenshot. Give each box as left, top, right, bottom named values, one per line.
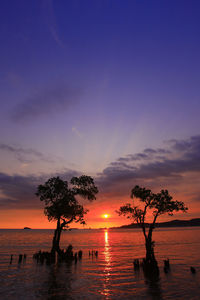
left=61, top=217, right=74, bottom=228
left=148, top=211, right=159, bottom=240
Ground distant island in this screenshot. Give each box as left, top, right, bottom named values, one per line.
left=112, top=218, right=200, bottom=229
left=23, top=227, right=31, bottom=230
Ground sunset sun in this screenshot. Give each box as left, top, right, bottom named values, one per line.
left=103, top=214, right=109, bottom=219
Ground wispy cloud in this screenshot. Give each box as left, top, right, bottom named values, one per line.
left=42, top=0, right=64, bottom=47
left=0, top=173, right=41, bottom=209
left=0, top=169, right=80, bottom=209
left=11, top=84, right=82, bottom=123
left=0, top=143, right=53, bottom=163
left=5, top=71, right=23, bottom=88
left=72, top=127, right=83, bottom=139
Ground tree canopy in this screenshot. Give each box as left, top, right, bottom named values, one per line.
left=118, top=185, right=188, bottom=263
left=118, top=185, right=188, bottom=225
left=36, top=175, right=98, bottom=226
left=36, top=175, right=98, bottom=255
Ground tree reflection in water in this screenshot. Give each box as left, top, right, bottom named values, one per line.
left=38, top=263, right=74, bottom=300
left=101, top=230, right=111, bottom=298
left=144, top=268, right=163, bottom=300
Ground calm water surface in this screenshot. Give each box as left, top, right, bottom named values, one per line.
left=0, top=227, right=200, bottom=299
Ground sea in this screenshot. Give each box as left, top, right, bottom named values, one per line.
left=0, top=227, right=200, bottom=299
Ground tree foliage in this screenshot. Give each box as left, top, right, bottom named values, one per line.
left=36, top=175, right=98, bottom=254
left=118, top=185, right=188, bottom=224
left=36, top=176, right=98, bottom=226
left=117, top=185, right=188, bottom=262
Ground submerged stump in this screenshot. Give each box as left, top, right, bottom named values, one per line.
left=33, top=244, right=83, bottom=265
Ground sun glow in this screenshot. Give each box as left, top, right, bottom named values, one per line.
left=103, top=214, right=109, bottom=218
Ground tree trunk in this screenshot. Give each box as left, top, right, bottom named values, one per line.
left=141, top=224, right=156, bottom=263
left=51, top=229, right=57, bottom=254
left=51, top=218, right=62, bottom=255
left=145, top=223, right=157, bottom=263
left=56, top=228, right=62, bottom=255
left=144, top=236, right=159, bottom=277
left=145, top=237, right=155, bottom=263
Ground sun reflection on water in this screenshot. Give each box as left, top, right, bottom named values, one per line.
left=102, top=230, right=111, bottom=298
left=105, top=230, right=108, bottom=244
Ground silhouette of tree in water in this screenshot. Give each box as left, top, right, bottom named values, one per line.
left=117, top=185, right=188, bottom=265
left=36, top=176, right=98, bottom=256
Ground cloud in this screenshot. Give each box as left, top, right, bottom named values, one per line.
left=0, top=173, right=40, bottom=209
left=72, top=127, right=83, bottom=139
left=97, top=135, right=200, bottom=196
left=42, top=0, right=64, bottom=47
left=11, top=85, right=82, bottom=123
left=0, top=143, right=54, bottom=163
left=0, top=169, right=80, bottom=209
left=1, top=135, right=200, bottom=210
left=5, top=71, right=23, bottom=88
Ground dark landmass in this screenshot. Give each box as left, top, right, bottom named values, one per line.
left=24, top=227, right=31, bottom=229
left=111, top=218, right=200, bottom=229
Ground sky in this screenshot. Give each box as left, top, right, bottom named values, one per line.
left=0, top=0, right=200, bottom=228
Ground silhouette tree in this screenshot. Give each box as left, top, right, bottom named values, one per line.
left=36, top=176, right=98, bottom=256
left=117, top=185, right=188, bottom=264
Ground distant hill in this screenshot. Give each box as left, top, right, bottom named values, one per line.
left=113, top=218, right=200, bottom=229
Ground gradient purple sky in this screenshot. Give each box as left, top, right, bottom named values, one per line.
left=0, top=0, right=200, bottom=228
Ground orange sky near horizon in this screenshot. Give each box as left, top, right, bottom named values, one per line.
left=0, top=198, right=198, bottom=229
left=0, top=208, right=128, bottom=229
